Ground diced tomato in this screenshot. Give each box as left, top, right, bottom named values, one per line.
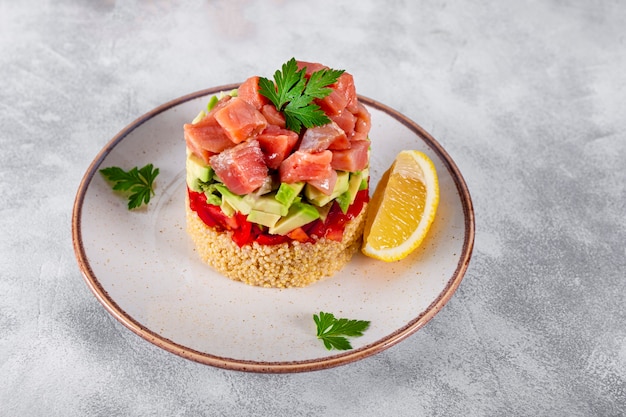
left=238, top=76, right=269, bottom=110
left=188, top=189, right=239, bottom=230
left=257, top=125, right=299, bottom=170
left=214, top=97, right=268, bottom=144
left=231, top=212, right=252, bottom=247
left=256, top=234, right=291, bottom=246
left=323, top=204, right=349, bottom=241
left=261, top=104, right=286, bottom=128
left=347, top=189, right=370, bottom=218
left=299, top=121, right=349, bottom=152
left=207, top=204, right=239, bottom=230
left=209, top=139, right=269, bottom=195
left=287, top=227, right=310, bottom=243
left=279, top=150, right=333, bottom=183
left=331, top=140, right=370, bottom=172
left=189, top=190, right=220, bottom=228
left=324, top=227, right=344, bottom=242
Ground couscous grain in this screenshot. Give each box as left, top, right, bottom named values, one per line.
left=186, top=203, right=368, bottom=288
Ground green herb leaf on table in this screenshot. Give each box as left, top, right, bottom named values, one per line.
left=258, top=57, right=345, bottom=132
left=313, top=311, right=370, bottom=351
left=99, top=163, right=160, bottom=210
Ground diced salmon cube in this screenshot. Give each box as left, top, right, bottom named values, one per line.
left=209, top=139, right=269, bottom=195
left=261, top=104, right=286, bottom=128
left=237, top=76, right=268, bottom=110
left=214, top=97, right=268, bottom=144
left=299, top=121, right=349, bottom=152
left=334, top=72, right=359, bottom=113
left=329, top=110, right=356, bottom=138
left=315, top=89, right=348, bottom=116
left=279, top=150, right=333, bottom=183
left=257, top=125, right=299, bottom=170
left=307, top=166, right=338, bottom=196
left=351, top=103, right=371, bottom=142
left=183, top=97, right=236, bottom=163
left=296, top=61, right=329, bottom=77
left=331, top=140, right=369, bottom=172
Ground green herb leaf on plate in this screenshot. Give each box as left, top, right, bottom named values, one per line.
left=313, top=311, right=370, bottom=351
left=100, top=163, right=160, bottom=210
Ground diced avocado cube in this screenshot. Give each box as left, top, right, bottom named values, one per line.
left=206, top=95, right=219, bottom=112
left=186, top=152, right=212, bottom=182
left=186, top=153, right=213, bottom=191
left=337, top=172, right=365, bottom=213
left=220, top=199, right=236, bottom=217
left=191, top=110, right=206, bottom=124
left=336, top=192, right=351, bottom=214
left=358, top=168, right=370, bottom=190
left=215, top=184, right=252, bottom=215
left=268, top=201, right=320, bottom=235
left=205, top=192, right=222, bottom=206
left=247, top=209, right=281, bottom=228
left=275, top=182, right=305, bottom=207
left=304, top=171, right=350, bottom=207
left=347, top=172, right=364, bottom=203
left=251, top=193, right=289, bottom=216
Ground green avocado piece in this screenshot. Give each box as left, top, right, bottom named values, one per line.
left=337, top=171, right=365, bottom=213
left=186, top=152, right=212, bottom=191
left=275, top=182, right=305, bottom=207
left=359, top=168, right=370, bottom=190
left=206, top=95, right=219, bottom=112
left=220, top=199, right=236, bottom=217
left=268, top=201, right=320, bottom=235
left=247, top=209, right=281, bottom=228
left=215, top=184, right=252, bottom=215
left=251, top=193, right=289, bottom=216
left=191, top=110, right=206, bottom=124
left=304, top=171, right=350, bottom=207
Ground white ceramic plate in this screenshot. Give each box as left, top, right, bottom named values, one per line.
left=72, top=84, right=474, bottom=373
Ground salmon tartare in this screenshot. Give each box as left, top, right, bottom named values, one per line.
left=184, top=59, right=371, bottom=287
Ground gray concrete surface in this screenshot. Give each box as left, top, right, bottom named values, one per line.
left=1, top=0, right=625, bottom=415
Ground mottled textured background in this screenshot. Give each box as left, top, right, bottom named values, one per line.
left=1, top=0, right=625, bottom=415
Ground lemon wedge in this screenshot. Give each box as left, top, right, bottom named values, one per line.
left=362, top=150, right=440, bottom=262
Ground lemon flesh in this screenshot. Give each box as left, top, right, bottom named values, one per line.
left=362, top=150, right=439, bottom=262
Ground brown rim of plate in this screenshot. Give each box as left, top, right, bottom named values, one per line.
left=71, top=84, right=475, bottom=373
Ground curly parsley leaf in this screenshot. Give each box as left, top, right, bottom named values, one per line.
left=313, top=311, right=370, bottom=351
left=258, top=57, right=345, bottom=132
left=99, top=163, right=160, bottom=210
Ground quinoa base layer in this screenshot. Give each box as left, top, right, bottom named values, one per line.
left=185, top=200, right=368, bottom=288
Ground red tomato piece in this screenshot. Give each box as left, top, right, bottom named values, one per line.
left=287, top=227, right=310, bottom=243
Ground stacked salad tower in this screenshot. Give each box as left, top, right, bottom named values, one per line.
left=184, top=58, right=371, bottom=287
